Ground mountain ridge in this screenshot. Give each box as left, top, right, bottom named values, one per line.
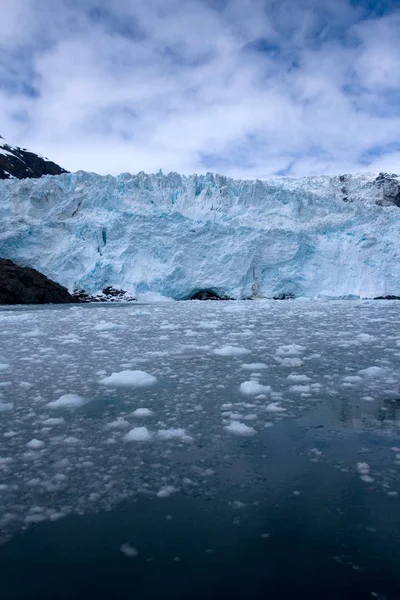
left=0, top=135, right=68, bottom=180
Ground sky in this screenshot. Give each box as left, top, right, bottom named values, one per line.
left=1, top=0, right=400, bottom=178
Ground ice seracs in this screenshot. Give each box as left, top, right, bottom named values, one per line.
left=1, top=169, right=400, bottom=299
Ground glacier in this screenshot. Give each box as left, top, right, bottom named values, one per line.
left=0, top=169, right=400, bottom=299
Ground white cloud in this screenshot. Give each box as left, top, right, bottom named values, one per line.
left=0, top=0, right=399, bottom=177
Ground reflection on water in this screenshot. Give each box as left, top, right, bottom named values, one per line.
left=0, top=301, right=400, bottom=598
left=328, top=395, right=400, bottom=431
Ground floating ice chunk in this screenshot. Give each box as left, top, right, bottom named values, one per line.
left=107, top=417, right=130, bottom=428
left=224, top=421, right=256, bottom=436
left=120, top=543, right=138, bottom=557
left=47, top=394, right=86, bottom=409
left=231, top=501, right=246, bottom=509
left=241, top=363, right=267, bottom=370
left=356, top=333, right=376, bottom=342
left=93, top=321, right=119, bottom=331
left=0, top=363, right=10, bottom=371
left=276, top=344, right=305, bottom=357
left=198, top=320, right=222, bottom=329
left=358, top=366, right=386, bottom=377
left=343, top=376, right=363, bottom=383
left=42, top=418, right=65, bottom=425
left=289, top=385, right=311, bottom=393
left=287, top=374, right=311, bottom=382
left=100, top=370, right=157, bottom=387
left=357, top=462, right=374, bottom=481
left=214, top=346, right=251, bottom=356
left=0, top=402, right=13, bottom=412
left=276, top=357, right=304, bottom=367
left=266, top=403, right=287, bottom=413
left=124, top=427, right=152, bottom=442
left=157, top=428, right=193, bottom=442
left=357, top=462, right=370, bottom=474
left=240, top=380, right=271, bottom=395
left=26, top=439, right=45, bottom=449
left=360, top=474, right=374, bottom=483
left=157, top=485, right=177, bottom=498
left=132, top=408, right=154, bottom=417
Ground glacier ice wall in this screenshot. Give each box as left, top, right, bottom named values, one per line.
left=0, top=170, right=400, bottom=299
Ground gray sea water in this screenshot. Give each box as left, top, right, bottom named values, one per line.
left=0, top=300, right=399, bottom=599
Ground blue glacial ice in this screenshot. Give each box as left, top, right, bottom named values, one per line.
left=0, top=169, right=399, bottom=299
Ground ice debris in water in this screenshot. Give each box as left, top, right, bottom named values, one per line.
left=214, top=346, right=251, bottom=356
left=357, top=462, right=374, bottom=483
left=240, top=380, right=271, bottom=395
left=224, top=421, right=256, bottom=436
left=120, top=543, right=138, bottom=557
left=93, top=321, right=119, bottom=331
left=157, top=486, right=178, bottom=498
left=124, top=427, right=152, bottom=442
left=100, top=370, right=157, bottom=387
left=241, top=363, right=267, bottom=370
left=0, top=402, right=13, bottom=412
left=132, top=408, right=154, bottom=417
left=26, top=439, right=45, bottom=450
left=157, top=428, right=193, bottom=442
left=358, top=366, right=386, bottom=377
left=42, top=418, right=65, bottom=425
left=47, top=394, right=86, bottom=409
left=265, top=403, right=287, bottom=413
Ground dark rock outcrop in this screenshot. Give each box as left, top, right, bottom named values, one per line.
left=0, top=259, right=75, bottom=304
left=273, top=293, right=295, bottom=300
left=373, top=173, right=400, bottom=207
left=0, top=135, right=68, bottom=180
left=374, top=295, right=400, bottom=300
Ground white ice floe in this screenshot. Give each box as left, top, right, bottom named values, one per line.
left=241, top=363, right=268, bottom=370
left=287, top=374, right=311, bottom=382
left=41, top=418, right=65, bottom=425
left=124, top=427, right=152, bottom=442
left=132, top=408, right=154, bottom=417
left=157, top=428, right=193, bottom=442
left=276, top=344, right=305, bottom=357
left=265, top=402, right=287, bottom=413
left=0, top=402, right=13, bottom=412
left=93, top=321, right=119, bottom=331
left=157, top=485, right=177, bottom=498
left=100, top=370, right=157, bottom=387
left=47, top=394, right=86, bottom=409
left=26, top=439, right=45, bottom=450
left=358, top=366, right=386, bottom=377
left=343, top=376, right=363, bottom=383
left=240, top=380, right=271, bottom=395
left=120, top=543, right=138, bottom=557
left=107, top=417, right=130, bottom=429
left=0, top=363, right=10, bottom=371
left=214, top=346, right=251, bottom=356
left=224, top=421, right=256, bottom=436
left=276, top=357, right=304, bottom=367
left=357, top=462, right=374, bottom=483
left=289, top=385, right=311, bottom=393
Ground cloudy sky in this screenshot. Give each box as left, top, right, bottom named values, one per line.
left=1, top=0, right=399, bottom=178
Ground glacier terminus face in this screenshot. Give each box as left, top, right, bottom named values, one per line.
left=0, top=170, right=399, bottom=299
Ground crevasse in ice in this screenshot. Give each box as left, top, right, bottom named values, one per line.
left=0, top=170, right=399, bottom=299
